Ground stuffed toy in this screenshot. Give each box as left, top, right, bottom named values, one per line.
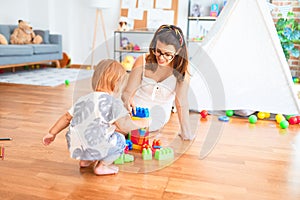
left=121, top=55, right=135, bottom=71
left=118, top=17, right=130, bottom=31
left=121, top=37, right=134, bottom=50
left=0, top=34, right=8, bottom=45
left=10, top=20, right=43, bottom=44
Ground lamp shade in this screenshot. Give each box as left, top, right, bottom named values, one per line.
left=89, top=0, right=112, bottom=9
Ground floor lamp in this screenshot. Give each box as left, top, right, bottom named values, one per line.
left=89, top=0, right=112, bottom=68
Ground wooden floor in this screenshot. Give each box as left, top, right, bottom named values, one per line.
left=1, top=80, right=300, bottom=200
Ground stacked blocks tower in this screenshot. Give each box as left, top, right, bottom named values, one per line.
left=130, top=107, right=150, bottom=150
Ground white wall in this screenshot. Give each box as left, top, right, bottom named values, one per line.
left=0, top=0, right=190, bottom=64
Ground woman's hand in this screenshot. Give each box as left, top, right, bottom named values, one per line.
left=42, top=133, right=56, bottom=146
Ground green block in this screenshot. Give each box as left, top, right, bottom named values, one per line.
left=154, top=147, right=174, bottom=160
left=114, top=154, right=125, bottom=164
left=124, top=153, right=134, bottom=162
left=114, top=153, right=134, bottom=165
left=142, top=148, right=152, bottom=160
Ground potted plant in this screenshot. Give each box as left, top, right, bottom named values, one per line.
left=275, top=11, right=300, bottom=60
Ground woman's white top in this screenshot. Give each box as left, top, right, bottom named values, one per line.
left=133, top=55, right=177, bottom=131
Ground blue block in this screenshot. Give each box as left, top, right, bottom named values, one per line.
left=132, top=107, right=149, bottom=118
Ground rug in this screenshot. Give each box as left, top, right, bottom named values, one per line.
left=0, top=68, right=93, bottom=87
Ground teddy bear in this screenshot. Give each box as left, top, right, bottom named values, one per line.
left=0, top=34, right=8, bottom=45
left=10, top=20, right=43, bottom=44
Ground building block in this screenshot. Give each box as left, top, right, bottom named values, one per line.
left=142, top=148, right=152, bottom=160
left=132, top=144, right=142, bottom=150
left=126, top=139, right=133, bottom=150
left=130, top=128, right=149, bottom=146
left=114, top=153, right=134, bottom=165
left=132, top=107, right=149, bottom=119
left=154, top=147, right=174, bottom=160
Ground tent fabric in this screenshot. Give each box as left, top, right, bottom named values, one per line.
left=188, top=0, right=300, bottom=115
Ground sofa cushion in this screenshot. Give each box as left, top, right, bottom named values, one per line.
left=0, top=25, right=11, bottom=43
left=32, top=44, right=60, bottom=54
left=34, top=30, right=50, bottom=44
left=0, top=45, right=33, bottom=56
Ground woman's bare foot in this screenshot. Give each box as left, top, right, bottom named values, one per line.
left=79, top=160, right=95, bottom=168
left=93, top=161, right=119, bottom=175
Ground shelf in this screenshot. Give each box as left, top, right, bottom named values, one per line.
left=114, top=30, right=154, bottom=62
left=187, top=16, right=217, bottom=21
left=115, top=49, right=149, bottom=53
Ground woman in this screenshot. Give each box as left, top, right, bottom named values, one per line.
left=122, top=24, right=194, bottom=140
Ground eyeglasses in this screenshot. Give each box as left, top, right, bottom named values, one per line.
left=152, top=48, right=176, bottom=60
left=157, top=25, right=184, bottom=47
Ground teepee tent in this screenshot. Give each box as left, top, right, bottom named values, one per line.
left=188, top=0, right=300, bottom=115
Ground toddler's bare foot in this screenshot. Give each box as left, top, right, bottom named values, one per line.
left=79, top=160, right=95, bottom=168
left=93, top=161, right=119, bottom=175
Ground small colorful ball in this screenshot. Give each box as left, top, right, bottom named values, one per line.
left=264, top=112, right=271, bottom=119
left=200, top=110, right=208, bottom=118
left=65, top=79, right=70, bottom=85
left=288, top=116, right=298, bottom=125
left=279, top=120, right=289, bottom=129
left=275, top=114, right=285, bottom=124
left=296, top=116, right=300, bottom=124
left=257, top=112, right=265, bottom=120
left=226, top=110, right=234, bottom=117
left=249, top=115, right=257, bottom=124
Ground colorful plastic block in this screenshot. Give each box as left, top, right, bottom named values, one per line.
left=130, top=128, right=149, bottom=145
left=114, top=153, right=134, bottom=164
left=132, top=107, right=149, bottom=118
left=126, top=139, right=133, bottom=150
left=142, top=148, right=152, bottom=160
left=154, top=147, right=174, bottom=160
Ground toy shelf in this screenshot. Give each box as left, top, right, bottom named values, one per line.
left=114, top=30, right=155, bottom=62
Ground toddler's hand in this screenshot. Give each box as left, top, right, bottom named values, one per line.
left=42, top=133, right=56, bottom=146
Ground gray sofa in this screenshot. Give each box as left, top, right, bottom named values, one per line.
left=0, top=25, right=62, bottom=71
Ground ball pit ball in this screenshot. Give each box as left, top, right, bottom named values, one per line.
left=225, top=110, right=234, bottom=117
left=288, top=116, right=298, bottom=125
left=257, top=112, right=265, bottom=119
left=264, top=112, right=270, bottom=118
left=65, top=80, right=70, bottom=85
left=279, top=120, right=289, bottom=129
left=200, top=110, right=208, bottom=118
left=275, top=114, right=285, bottom=124
left=296, top=116, right=300, bottom=123
left=248, top=115, right=257, bottom=124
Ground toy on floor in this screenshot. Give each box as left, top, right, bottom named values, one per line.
left=65, top=79, right=70, bottom=86
left=248, top=115, right=257, bottom=124
left=114, top=153, right=134, bottom=164
left=218, top=115, right=229, bottom=122
left=154, top=147, right=174, bottom=160
left=200, top=110, right=208, bottom=118
left=226, top=110, right=234, bottom=117
left=279, top=120, right=289, bottom=129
